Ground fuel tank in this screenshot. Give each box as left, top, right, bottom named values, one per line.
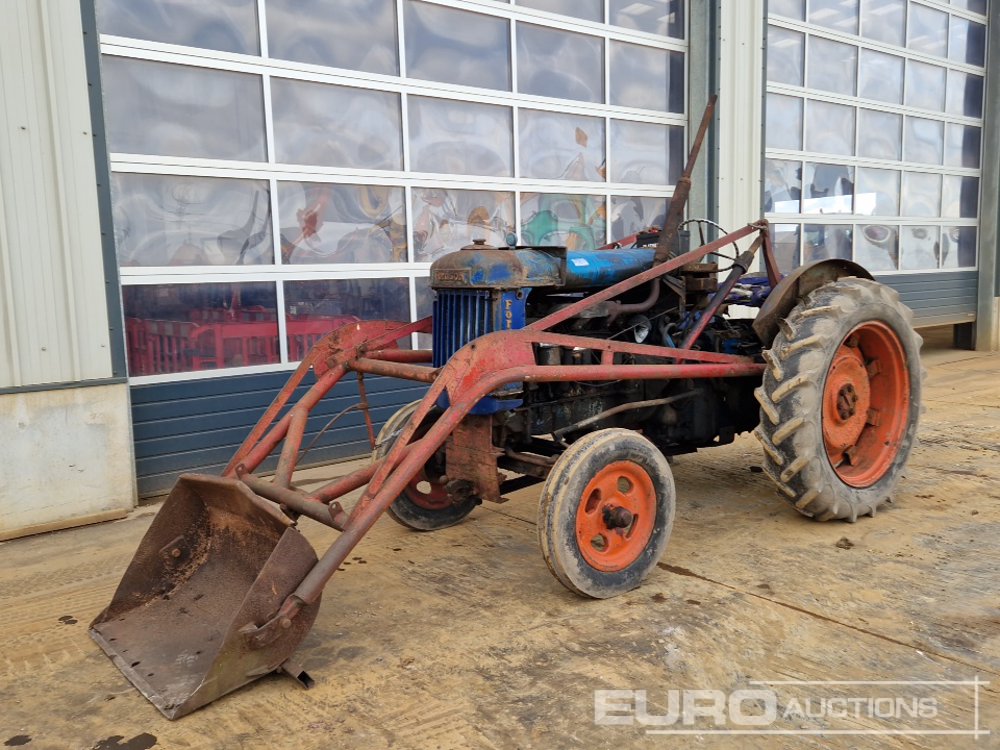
left=429, top=240, right=656, bottom=291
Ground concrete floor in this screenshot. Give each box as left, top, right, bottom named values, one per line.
left=0, top=328, right=997, bottom=749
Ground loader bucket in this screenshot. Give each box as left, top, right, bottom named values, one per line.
left=90, top=474, right=320, bottom=719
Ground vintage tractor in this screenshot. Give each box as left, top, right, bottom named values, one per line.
left=91, top=100, right=922, bottom=718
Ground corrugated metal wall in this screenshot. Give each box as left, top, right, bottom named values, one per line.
left=881, top=270, right=979, bottom=328
left=0, top=0, right=135, bottom=538
left=131, top=373, right=425, bottom=496
left=0, top=0, right=113, bottom=389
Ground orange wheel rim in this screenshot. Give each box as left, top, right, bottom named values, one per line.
left=822, top=321, right=910, bottom=488
left=404, top=470, right=450, bottom=510
left=396, top=414, right=450, bottom=510
left=402, top=439, right=449, bottom=510
left=575, top=461, right=656, bottom=572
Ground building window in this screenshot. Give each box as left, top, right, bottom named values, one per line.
left=764, top=0, right=986, bottom=273
left=99, top=0, right=688, bottom=381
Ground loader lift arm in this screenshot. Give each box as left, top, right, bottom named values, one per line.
left=226, top=222, right=771, bottom=645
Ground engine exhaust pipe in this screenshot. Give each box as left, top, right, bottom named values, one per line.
left=653, top=95, right=717, bottom=265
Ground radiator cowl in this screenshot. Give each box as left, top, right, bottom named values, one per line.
left=431, top=288, right=527, bottom=414
left=431, top=289, right=527, bottom=367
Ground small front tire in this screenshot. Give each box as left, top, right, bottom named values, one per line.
left=538, top=429, right=676, bottom=599
left=373, top=401, right=477, bottom=531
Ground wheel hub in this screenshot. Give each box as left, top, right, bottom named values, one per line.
left=575, top=461, right=656, bottom=572
left=836, top=383, right=858, bottom=420
left=824, top=346, right=871, bottom=455
left=603, top=505, right=635, bottom=529
left=405, top=467, right=451, bottom=510
left=822, top=321, right=910, bottom=488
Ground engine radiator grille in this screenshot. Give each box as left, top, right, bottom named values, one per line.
left=432, top=289, right=496, bottom=368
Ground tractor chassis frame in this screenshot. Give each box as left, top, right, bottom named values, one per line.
left=222, top=221, right=776, bottom=647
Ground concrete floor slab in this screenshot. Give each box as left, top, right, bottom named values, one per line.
left=0, top=328, right=997, bottom=749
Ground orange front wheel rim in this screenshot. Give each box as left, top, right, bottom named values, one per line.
left=575, top=461, right=656, bottom=572
left=822, top=321, right=910, bottom=488
left=405, top=469, right=450, bottom=510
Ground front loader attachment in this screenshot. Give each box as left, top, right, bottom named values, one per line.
left=89, top=474, right=320, bottom=719
left=90, top=226, right=775, bottom=718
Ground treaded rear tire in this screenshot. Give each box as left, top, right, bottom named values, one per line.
left=754, top=277, right=922, bottom=522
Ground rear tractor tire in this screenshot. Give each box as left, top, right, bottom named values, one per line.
left=755, top=278, right=922, bottom=522
left=538, top=429, right=676, bottom=598
left=373, top=401, right=477, bottom=531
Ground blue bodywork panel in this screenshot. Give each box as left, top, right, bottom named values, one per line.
left=430, top=245, right=656, bottom=290
left=427, top=243, right=658, bottom=414
left=562, top=247, right=656, bottom=289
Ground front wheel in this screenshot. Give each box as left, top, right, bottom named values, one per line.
left=538, top=429, right=676, bottom=598
left=755, top=277, right=922, bottom=521
left=373, top=401, right=477, bottom=531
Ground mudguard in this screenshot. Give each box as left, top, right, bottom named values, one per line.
left=753, top=259, right=874, bottom=346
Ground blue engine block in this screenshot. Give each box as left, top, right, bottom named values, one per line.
left=428, top=242, right=655, bottom=414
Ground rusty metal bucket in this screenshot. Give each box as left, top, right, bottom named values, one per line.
left=90, top=474, right=320, bottom=719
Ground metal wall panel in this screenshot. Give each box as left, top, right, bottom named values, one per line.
left=978, top=3, right=1000, bottom=348
left=130, top=372, right=425, bottom=497
left=716, top=0, right=765, bottom=233
left=0, top=0, right=112, bottom=388
left=880, top=270, right=979, bottom=328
